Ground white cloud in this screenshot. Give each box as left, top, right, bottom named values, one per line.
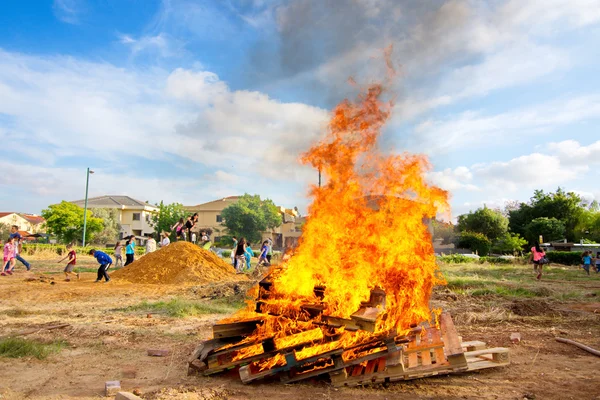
left=410, top=95, right=600, bottom=155
left=53, top=0, right=80, bottom=24
left=472, top=153, right=587, bottom=193
left=547, top=139, right=600, bottom=166
left=118, top=33, right=180, bottom=58
left=0, top=49, right=329, bottom=211
left=166, top=68, right=229, bottom=105
left=426, top=166, right=479, bottom=192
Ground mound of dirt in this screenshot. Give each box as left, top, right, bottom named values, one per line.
left=111, top=241, right=246, bottom=285
left=510, top=299, right=552, bottom=316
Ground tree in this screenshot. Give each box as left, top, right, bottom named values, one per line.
left=457, top=206, right=508, bottom=242
left=492, top=232, right=528, bottom=255
left=524, top=217, right=565, bottom=244
left=90, top=208, right=121, bottom=245
left=221, top=194, right=282, bottom=244
left=456, top=231, right=492, bottom=256
left=431, top=219, right=456, bottom=244
left=573, top=208, right=600, bottom=243
left=508, top=188, right=582, bottom=242
left=150, top=201, right=187, bottom=240
left=0, top=222, right=10, bottom=239
left=41, top=201, right=103, bottom=244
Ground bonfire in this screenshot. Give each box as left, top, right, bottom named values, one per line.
left=189, top=72, right=509, bottom=387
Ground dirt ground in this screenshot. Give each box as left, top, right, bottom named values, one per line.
left=1, top=256, right=599, bottom=400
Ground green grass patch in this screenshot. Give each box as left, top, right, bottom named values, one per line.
left=0, top=338, right=66, bottom=360
left=121, top=297, right=245, bottom=317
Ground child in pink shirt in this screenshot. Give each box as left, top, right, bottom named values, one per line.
left=2, top=236, right=16, bottom=276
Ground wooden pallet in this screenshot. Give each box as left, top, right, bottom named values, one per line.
left=328, top=317, right=510, bottom=388
left=189, top=312, right=509, bottom=387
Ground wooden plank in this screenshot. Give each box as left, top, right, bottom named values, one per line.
left=439, top=313, right=463, bottom=357
left=376, top=357, right=386, bottom=373
left=364, top=359, right=377, bottom=375
left=407, top=334, right=420, bottom=368
left=212, top=319, right=263, bottom=339
left=465, top=347, right=509, bottom=358
left=461, top=340, right=487, bottom=351
left=421, top=349, right=432, bottom=366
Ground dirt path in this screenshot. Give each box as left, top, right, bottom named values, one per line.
left=1, top=259, right=599, bottom=399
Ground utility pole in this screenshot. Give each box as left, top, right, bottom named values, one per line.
left=82, top=167, right=94, bottom=246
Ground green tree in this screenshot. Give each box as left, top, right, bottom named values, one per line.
left=221, top=194, right=282, bottom=244
left=508, top=188, right=582, bottom=242
left=41, top=201, right=103, bottom=244
left=492, top=232, right=528, bottom=254
left=150, top=201, right=186, bottom=240
left=524, top=217, right=565, bottom=244
left=90, top=208, right=121, bottom=245
left=456, top=231, right=492, bottom=256
left=0, top=222, right=10, bottom=239
left=431, top=219, right=456, bottom=244
left=573, top=208, right=600, bottom=243
left=457, top=206, right=508, bottom=241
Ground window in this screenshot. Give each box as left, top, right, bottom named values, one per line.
left=133, top=213, right=141, bottom=221
left=145, top=214, right=150, bottom=223
left=216, top=215, right=223, bottom=223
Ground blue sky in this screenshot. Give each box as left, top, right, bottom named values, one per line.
left=0, top=0, right=599, bottom=219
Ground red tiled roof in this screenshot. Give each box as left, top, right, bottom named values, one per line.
left=21, top=214, right=45, bottom=224
left=0, top=212, right=16, bottom=218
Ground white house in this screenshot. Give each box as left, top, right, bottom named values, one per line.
left=70, top=195, right=158, bottom=238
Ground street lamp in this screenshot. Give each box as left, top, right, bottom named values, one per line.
left=82, top=167, right=95, bottom=247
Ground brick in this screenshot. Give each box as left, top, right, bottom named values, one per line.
left=121, top=366, right=137, bottom=378
left=510, top=332, right=521, bottom=343
left=105, top=381, right=121, bottom=396
left=115, top=392, right=142, bottom=400
left=147, top=349, right=170, bottom=357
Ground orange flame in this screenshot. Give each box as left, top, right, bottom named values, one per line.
left=218, top=66, right=449, bottom=365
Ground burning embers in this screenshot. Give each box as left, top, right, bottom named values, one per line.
left=189, top=75, right=509, bottom=385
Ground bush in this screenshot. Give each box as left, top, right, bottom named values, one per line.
left=479, top=256, right=513, bottom=264
left=544, top=251, right=584, bottom=266
left=438, top=254, right=476, bottom=264
left=456, top=231, right=492, bottom=256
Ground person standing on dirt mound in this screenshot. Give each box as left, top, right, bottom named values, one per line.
left=124, top=238, right=135, bottom=266
left=185, top=213, right=198, bottom=242
left=89, top=249, right=113, bottom=283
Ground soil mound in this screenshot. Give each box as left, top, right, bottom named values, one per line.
left=111, top=241, right=245, bottom=285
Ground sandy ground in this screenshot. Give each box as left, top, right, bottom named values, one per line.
left=1, top=257, right=599, bottom=400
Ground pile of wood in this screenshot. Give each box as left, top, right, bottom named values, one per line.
left=189, top=275, right=509, bottom=387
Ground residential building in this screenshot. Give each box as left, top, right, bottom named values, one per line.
left=184, top=196, right=303, bottom=249
left=70, top=195, right=158, bottom=238
left=0, top=212, right=46, bottom=233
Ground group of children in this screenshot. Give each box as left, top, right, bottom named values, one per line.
left=2, top=225, right=32, bottom=276
left=531, top=244, right=600, bottom=279
left=231, top=236, right=272, bottom=273
left=581, top=251, right=600, bottom=275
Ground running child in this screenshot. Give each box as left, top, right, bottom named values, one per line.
left=114, top=241, right=123, bottom=268
left=89, top=249, right=113, bottom=283
left=58, top=243, right=78, bottom=281
left=245, top=242, right=254, bottom=270
left=2, top=236, right=16, bottom=276
left=257, top=240, right=269, bottom=266
left=582, top=251, right=593, bottom=275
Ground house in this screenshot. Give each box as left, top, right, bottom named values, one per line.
left=0, top=212, right=46, bottom=233
left=184, top=197, right=303, bottom=249
left=69, top=195, right=158, bottom=238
